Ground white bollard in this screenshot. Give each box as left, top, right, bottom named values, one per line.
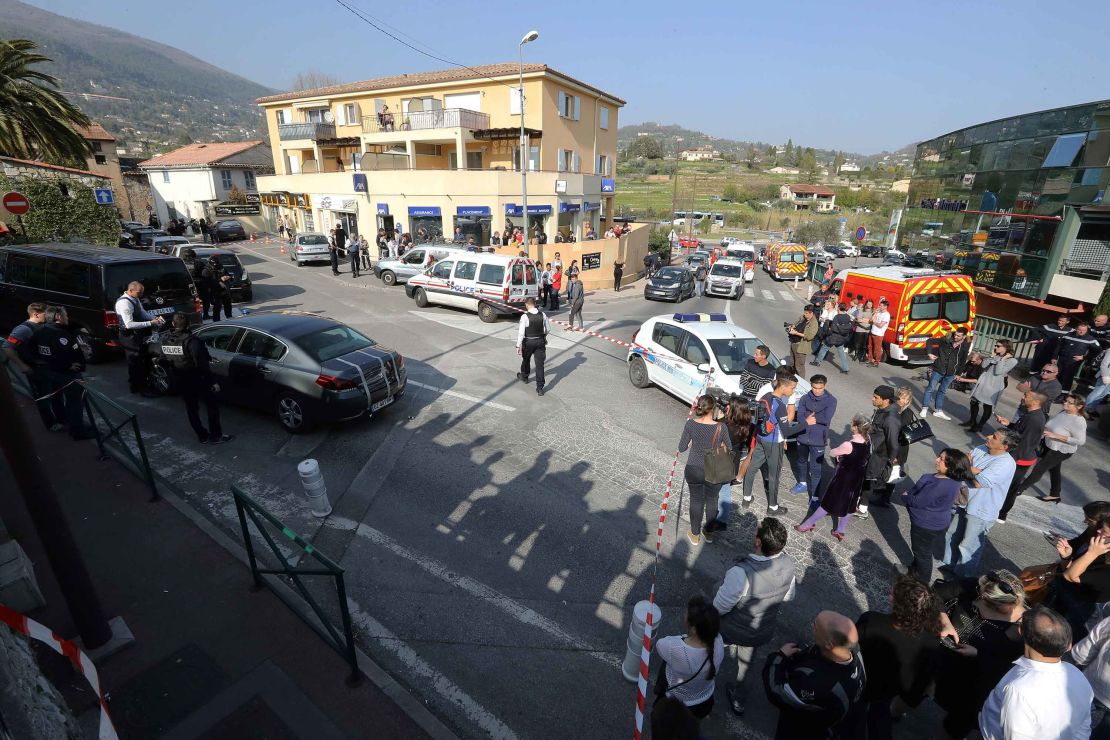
left=794, top=275, right=800, bottom=291
left=622, top=600, right=662, bottom=682
left=297, top=458, right=332, bottom=517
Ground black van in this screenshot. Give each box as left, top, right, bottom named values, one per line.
left=0, top=243, right=201, bottom=362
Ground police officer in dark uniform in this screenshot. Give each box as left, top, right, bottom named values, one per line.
left=3, top=301, right=63, bottom=429
left=201, top=256, right=233, bottom=321
left=115, top=281, right=166, bottom=395
left=515, top=297, right=550, bottom=396
left=162, top=313, right=233, bottom=444
left=35, top=306, right=95, bottom=439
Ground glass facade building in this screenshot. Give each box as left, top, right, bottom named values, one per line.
left=899, top=100, right=1110, bottom=304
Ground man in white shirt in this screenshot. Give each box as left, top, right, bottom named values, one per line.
left=115, top=281, right=166, bottom=396
left=980, top=605, right=1092, bottom=740
left=1071, top=613, right=1110, bottom=737
left=515, top=297, right=550, bottom=396
left=867, top=298, right=890, bottom=367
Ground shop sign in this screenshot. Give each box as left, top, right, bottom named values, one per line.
left=377, top=203, right=389, bottom=215
left=245, top=192, right=260, bottom=203
left=408, top=206, right=442, bottom=217
left=456, top=206, right=491, bottom=216
left=559, top=202, right=581, bottom=213
left=583, top=201, right=600, bottom=211
left=295, top=193, right=310, bottom=208
left=277, top=192, right=289, bottom=206
left=601, top=178, right=615, bottom=193
left=504, top=204, right=553, bottom=216
left=353, top=174, right=368, bottom=193
left=214, top=204, right=260, bottom=216
left=581, top=252, right=602, bottom=270
left=319, top=194, right=357, bottom=211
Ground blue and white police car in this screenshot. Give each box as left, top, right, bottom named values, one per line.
left=627, top=313, right=810, bottom=405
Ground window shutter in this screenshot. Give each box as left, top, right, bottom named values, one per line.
left=557, top=148, right=564, bottom=171
left=558, top=92, right=566, bottom=117
left=351, top=102, right=362, bottom=125
left=573, top=152, right=580, bottom=173
left=335, top=105, right=346, bottom=126
left=595, top=155, right=601, bottom=174
left=573, top=96, right=581, bottom=121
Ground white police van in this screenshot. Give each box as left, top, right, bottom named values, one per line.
left=404, top=252, right=540, bottom=323
left=705, top=258, right=748, bottom=299
left=626, top=313, right=810, bottom=405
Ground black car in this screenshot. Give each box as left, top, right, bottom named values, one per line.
left=643, top=266, right=695, bottom=302
left=860, top=245, right=884, bottom=257
left=134, top=229, right=169, bottom=249
left=150, top=314, right=406, bottom=433
left=0, top=243, right=201, bottom=362
left=827, top=247, right=848, bottom=258
left=183, top=248, right=253, bottom=302
left=212, top=220, right=247, bottom=243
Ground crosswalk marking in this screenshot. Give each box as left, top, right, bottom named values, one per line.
left=761, top=289, right=775, bottom=300
left=779, top=290, right=796, bottom=302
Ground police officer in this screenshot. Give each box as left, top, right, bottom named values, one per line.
left=515, top=297, right=550, bottom=396
left=346, top=233, right=361, bottom=278
left=115, top=281, right=166, bottom=395
left=3, top=301, right=63, bottom=430
left=36, top=306, right=95, bottom=439
left=162, top=313, right=233, bottom=445
left=201, top=256, right=233, bottom=321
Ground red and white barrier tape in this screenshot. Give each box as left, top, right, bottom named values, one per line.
left=0, top=603, right=118, bottom=739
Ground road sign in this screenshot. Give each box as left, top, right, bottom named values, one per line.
left=2, top=192, right=29, bottom=216
left=94, top=188, right=114, bottom=205
left=668, top=229, right=678, bottom=243
left=854, top=226, right=867, bottom=241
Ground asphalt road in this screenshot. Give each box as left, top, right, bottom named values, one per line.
left=79, top=243, right=1108, bottom=739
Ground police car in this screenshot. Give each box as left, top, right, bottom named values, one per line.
left=627, top=313, right=810, bottom=405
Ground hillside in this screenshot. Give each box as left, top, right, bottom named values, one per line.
left=0, top=0, right=273, bottom=154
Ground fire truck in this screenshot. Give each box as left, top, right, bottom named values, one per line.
left=829, top=265, right=975, bottom=364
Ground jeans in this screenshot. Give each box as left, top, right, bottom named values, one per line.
left=943, top=508, right=994, bottom=576
left=742, top=439, right=784, bottom=508
left=695, top=279, right=705, bottom=296
left=790, top=442, right=825, bottom=491
left=1092, top=700, right=1110, bottom=740
left=684, top=464, right=717, bottom=536
left=1088, top=378, right=1110, bottom=409
left=350, top=255, right=360, bottom=277
left=814, top=343, right=849, bottom=370
left=908, top=522, right=944, bottom=582
left=922, top=372, right=956, bottom=412
left=716, top=483, right=732, bottom=526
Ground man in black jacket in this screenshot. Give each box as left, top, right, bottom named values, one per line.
left=855, top=385, right=902, bottom=516
left=1028, top=315, right=1071, bottom=374
left=35, top=307, right=95, bottom=439
left=921, top=328, right=970, bottom=421
left=161, top=314, right=232, bottom=444
left=1055, top=320, right=1101, bottom=393
left=812, top=302, right=854, bottom=374
left=995, top=390, right=1047, bottom=522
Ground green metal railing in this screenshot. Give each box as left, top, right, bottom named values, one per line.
left=971, top=315, right=1037, bottom=365
left=82, top=388, right=159, bottom=501
left=230, top=484, right=362, bottom=685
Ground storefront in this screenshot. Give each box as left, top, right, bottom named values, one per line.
left=317, top=193, right=359, bottom=237
left=408, top=206, right=444, bottom=243
left=261, top=192, right=314, bottom=233
left=453, top=206, right=492, bottom=245
left=583, top=201, right=601, bottom=236
left=558, top=201, right=582, bottom=240
left=375, top=202, right=395, bottom=238
left=504, top=203, right=552, bottom=242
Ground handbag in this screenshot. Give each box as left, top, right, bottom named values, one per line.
left=703, top=423, right=735, bottom=485
left=899, top=417, right=934, bottom=446
left=1019, top=562, right=1061, bottom=605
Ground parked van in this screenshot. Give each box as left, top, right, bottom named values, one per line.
left=375, top=245, right=468, bottom=286
left=830, top=265, right=975, bottom=364
left=765, top=242, right=808, bottom=280
left=0, top=243, right=201, bottom=361
left=405, top=253, right=540, bottom=323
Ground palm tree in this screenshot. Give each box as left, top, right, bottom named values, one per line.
left=0, top=39, right=91, bottom=162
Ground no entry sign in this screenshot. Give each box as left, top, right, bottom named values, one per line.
left=2, top=192, right=30, bottom=216
left=854, top=226, right=867, bottom=241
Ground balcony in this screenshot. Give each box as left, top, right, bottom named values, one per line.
left=278, top=122, right=336, bottom=141
left=361, top=108, right=490, bottom=134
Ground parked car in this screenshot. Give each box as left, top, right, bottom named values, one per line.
left=150, top=314, right=405, bottom=433
left=884, top=248, right=907, bottom=261
left=0, top=243, right=201, bottom=362
left=827, top=247, right=848, bottom=258
left=151, top=236, right=193, bottom=255
left=212, top=220, right=246, bottom=243
left=643, top=266, right=695, bottom=302
left=837, top=242, right=860, bottom=257
left=405, top=253, right=540, bottom=323
left=678, top=236, right=703, bottom=249
left=133, top=229, right=169, bottom=249
left=376, top=245, right=467, bottom=286
left=165, top=246, right=253, bottom=302
left=860, top=245, right=884, bottom=257
left=288, top=232, right=331, bottom=266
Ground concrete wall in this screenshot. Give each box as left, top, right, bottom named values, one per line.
left=489, top=222, right=649, bottom=290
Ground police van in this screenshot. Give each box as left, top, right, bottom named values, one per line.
left=627, top=313, right=810, bottom=405
left=704, top=258, right=748, bottom=299
left=404, top=252, right=540, bottom=323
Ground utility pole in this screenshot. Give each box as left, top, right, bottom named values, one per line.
left=670, top=171, right=678, bottom=224
left=0, top=369, right=112, bottom=648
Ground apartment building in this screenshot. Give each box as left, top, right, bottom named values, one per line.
left=254, top=62, right=624, bottom=247
left=74, top=122, right=132, bottom=218
left=779, top=184, right=837, bottom=212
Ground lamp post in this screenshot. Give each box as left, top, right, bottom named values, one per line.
left=519, top=29, right=539, bottom=256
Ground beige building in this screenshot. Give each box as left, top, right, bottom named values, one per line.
left=74, top=122, right=131, bottom=218
left=254, top=62, right=624, bottom=253
left=779, top=184, right=837, bottom=212
left=678, top=146, right=718, bottom=161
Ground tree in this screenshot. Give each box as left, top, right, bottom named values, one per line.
left=793, top=218, right=841, bottom=246
left=784, top=139, right=794, bottom=163
left=0, top=39, right=92, bottom=163
left=623, top=137, right=664, bottom=160
left=798, top=149, right=820, bottom=183
left=290, top=70, right=341, bottom=91
left=746, top=144, right=758, bottom=169
left=833, top=150, right=846, bottom=174
left=723, top=183, right=741, bottom=202
left=226, top=185, right=248, bottom=204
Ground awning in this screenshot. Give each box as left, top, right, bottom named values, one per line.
left=457, top=206, right=491, bottom=216
left=473, top=127, right=542, bottom=141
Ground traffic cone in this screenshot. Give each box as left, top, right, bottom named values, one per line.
left=250, top=232, right=257, bottom=242
left=280, top=245, right=286, bottom=256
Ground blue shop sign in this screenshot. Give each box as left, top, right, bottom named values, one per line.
left=504, top=203, right=553, bottom=216
left=353, top=174, right=368, bottom=192
left=601, top=178, right=615, bottom=193
left=583, top=201, right=601, bottom=211
left=408, top=206, right=442, bottom=217
left=377, top=203, right=389, bottom=215
left=559, top=202, right=581, bottom=213
left=456, top=206, right=491, bottom=216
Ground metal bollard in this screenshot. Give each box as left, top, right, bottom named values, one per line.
left=622, top=600, right=662, bottom=682
left=297, top=458, right=332, bottom=517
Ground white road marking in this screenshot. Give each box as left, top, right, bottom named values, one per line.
left=779, top=290, right=798, bottom=302
left=761, top=289, right=775, bottom=300
left=407, top=380, right=516, bottom=412
left=324, top=515, right=622, bottom=668
left=345, top=598, right=519, bottom=739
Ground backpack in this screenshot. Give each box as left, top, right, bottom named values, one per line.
left=755, top=396, right=779, bottom=439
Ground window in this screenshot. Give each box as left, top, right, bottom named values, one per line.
left=306, top=108, right=331, bottom=124
left=94, top=154, right=107, bottom=165
left=909, top=294, right=941, bottom=321
left=477, top=264, right=505, bottom=285
left=557, top=149, right=578, bottom=172
left=244, top=171, right=256, bottom=189
left=303, top=212, right=314, bottom=231
left=430, top=261, right=453, bottom=279
left=652, top=323, right=684, bottom=354
left=162, top=171, right=170, bottom=183
left=91, top=142, right=102, bottom=153
left=44, top=259, right=91, bottom=297
left=402, top=250, right=425, bottom=265
left=454, top=261, right=478, bottom=281
left=3, top=253, right=46, bottom=288
left=943, top=292, right=970, bottom=324
left=599, top=106, right=609, bottom=130
left=199, top=325, right=241, bottom=352
left=296, top=325, right=375, bottom=362
left=448, top=151, right=484, bottom=169
left=220, top=170, right=233, bottom=189
left=708, top=338, right=761, bottom=375
left=1042, top=133, right=1086, bottom=168
left=511, top=263, right=524, bottom=284
left=596, top=154, right=610, bottom=176
left=682, top=335, right=710, bottom=365
left=276, top=110, right=288, bottom=125
left=443, top=92, right=481, bottom=112
left=343, top=103, right=359, bottom=125
left=557, top=91, right=580, bottom=120
left=237, top=330, right=287, bottom=361
left=513, top=145, right=539, bottom=171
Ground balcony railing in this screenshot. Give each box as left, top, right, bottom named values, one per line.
left=361, top=108, right=491, bottom=134
left=278, top=122, right=336, bottom=141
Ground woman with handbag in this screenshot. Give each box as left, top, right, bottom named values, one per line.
left=965, top=339, right=1017, bottom=433
left=679, top=395, right=733, bottom=546
left=1013, top=393, right=1088, bottom=503
left=794, top=414, right=871, bottom=541
left=654, top=595, right=725, bottom=720
left=706, top=397, right=755, bottom=535
left=882, top=386, right=919, bottom=501
left=901, top=448, right=973, bottom=583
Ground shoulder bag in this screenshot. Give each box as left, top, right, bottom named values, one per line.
left=654, top=651, right=711, bottom=699
left=1019, top=562, right=1061, bottom=605
left=703, top=423, right=735, bottom=485
left=899, top=417, right=934, bottom=446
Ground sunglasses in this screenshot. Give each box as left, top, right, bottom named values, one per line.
left=983, top=571, right=1015, bottom=595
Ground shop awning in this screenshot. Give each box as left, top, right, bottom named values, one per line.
left=456, top=206, right=491, bottom=216
left=474, top=127, right=542, bottom=141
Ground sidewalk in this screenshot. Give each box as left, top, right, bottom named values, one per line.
left=0, top=395, right=444, bottom=739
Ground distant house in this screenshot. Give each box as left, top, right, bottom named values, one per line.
left=678, top=146, right=718, bottom=161
left=838, top=162, right=861, bottom=173
left=74, top=122, right=132, bottom=218
left=140, top=141, right=273, bottom=224
left=779, top=184, right=836, bottom=212
left=766, top=166, right=799, bottom=175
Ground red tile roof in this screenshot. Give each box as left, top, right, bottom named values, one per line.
left=256, top=62, right=625, bottom=105
left=0, top=156, right=108, bottom=178
left=138, top=141, right=265, bottom=169
left=73, top=122, right=116, bottom=141
left=788, top=184, right=835, bottom=196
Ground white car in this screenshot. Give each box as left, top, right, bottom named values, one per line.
left=705, top=258, right=748, bottom=299
left=290, top=232, right=332, bottom=266
left=626, top=313, right=810, bottom=406
left=884, top=248, right=907, bottom=261
left=837, top=242, right=860, bottom=257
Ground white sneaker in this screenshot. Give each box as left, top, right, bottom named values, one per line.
left=932, top=409, right=951, bottom=420
left=919, top=408, right=929, bottom=418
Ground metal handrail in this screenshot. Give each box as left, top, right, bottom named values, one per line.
left=971, top=315, right=1037, bottom=364
left=361, top=107, right=490, bottom=134
left=278, top=122, right=336, bottom=141
left=230, top=484, right=361, bottom=685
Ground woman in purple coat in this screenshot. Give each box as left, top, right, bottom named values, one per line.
left=901, top=448, right=973, bottom=583
left=795, top=415, right=872, bottom=540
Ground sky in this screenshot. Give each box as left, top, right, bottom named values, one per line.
left=25, top=0, right=1110, bottom=154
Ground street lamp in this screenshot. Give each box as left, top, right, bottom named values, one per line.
left=519, top=29, right=539, bottom=254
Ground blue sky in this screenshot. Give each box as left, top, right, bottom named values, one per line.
left=27, top=0, right=1110, bottom=154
